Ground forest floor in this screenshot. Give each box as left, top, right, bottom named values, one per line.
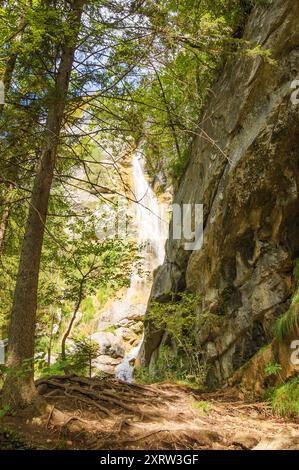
left=1, top=375, right=299, bottom=450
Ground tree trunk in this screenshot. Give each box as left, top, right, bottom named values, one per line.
left=61, top=279, right=85, bottom=362
left=89, top=356, right=92, bottom=379
left=0, top=193, right=11, bottom=252
left=2, top=0, right=85, bottom=409
left=47, top=307, right=56, bottom=368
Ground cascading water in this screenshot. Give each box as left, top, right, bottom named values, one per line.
left=115, top=152, right=168, bottom=382
left=131, top=153, right=165, bottom=266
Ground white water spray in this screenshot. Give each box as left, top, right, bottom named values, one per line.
left=115, top=153, right=167, bottom=382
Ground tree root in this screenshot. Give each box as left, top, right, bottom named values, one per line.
left=36, top=376, right=148, bottom=418
left=46, top=405, right=55, bottom=428
left=64, top=390, right=113, bottom=417
left=112, top=429, right=168, bottom=445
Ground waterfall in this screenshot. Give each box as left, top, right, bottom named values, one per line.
left=115, top=152, right=167, bottom=382
left=131, top=153, right=165, bottom=266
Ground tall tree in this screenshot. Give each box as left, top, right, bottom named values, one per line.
left=0, top=1, right=28, bottom=250
left=2, top=0, right=85, bottom=408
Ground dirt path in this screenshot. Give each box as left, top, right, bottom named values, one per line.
left=1, top=376, right=299, bottom=450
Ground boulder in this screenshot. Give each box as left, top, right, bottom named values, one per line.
left=130, top=321, right=144, bottom=335
left=94, top=355, right=122, bottom=375
left=114, top=327, right=137, bottom=343
left=126, top=304, right=146, bottom=321
left=91, top=331, right=125, bottom=358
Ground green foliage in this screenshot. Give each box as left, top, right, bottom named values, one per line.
left=272, top=377, right=299, bottom=418
left=81, top=297, right=96, bottom=323
left=275, top=306, right=299, bottom=342
left=135, top=345, right=207, bottom=388
left=1, top=358, right=34, bottom=380
left=123, top=0, right=258, bottom=185
left=97, top=286, right=113, bottom=309
left=263, top=386, right=277, bottom=401
left=55, top=439, right=68, bottom=450
left=0, top=404, right=16, bottom=418
left=257, top=344, right=270, bottom=356
left=146, top=292, right=205, bottom=384
left=191, top=400, right=211, bottom=415
left=37, top=337, right=100, bottom=379
left=264, top=362, right=282, bottom=377
left=70, top=337, right=100, bottom=378
left=134, top=366, right=153, bottom=385
left=148, top=292, right=200, bottom=346
left=0, top=427, right=31, bottom=450
left=104, top=325, right=117, bottom=334
left=35, top=358, right=69, bottom=378
left=245, top=45, right=275, bottom=64
left=274, top=260, right=299, bottom=342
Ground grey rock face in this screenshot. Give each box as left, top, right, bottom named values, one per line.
left=141, top=0, right=299, bottom=386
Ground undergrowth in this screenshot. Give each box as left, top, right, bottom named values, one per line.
left=191, top=400, right=211, bottom=415
left=274, top=305, right=299, bottom=342
left=0, top=427, right=32, bottom=450
left=137, top=292, right=207, bottom=388
left=135, top=346, right=207, bottom=389
left=274, top=259, right=299, bottom=342
left=271, top=377, right=299, bottom=418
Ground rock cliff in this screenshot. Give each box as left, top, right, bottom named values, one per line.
left=141, top=0, right=299, bottom=388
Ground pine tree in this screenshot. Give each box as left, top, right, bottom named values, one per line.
left=2, top=0, right=86, bottom=408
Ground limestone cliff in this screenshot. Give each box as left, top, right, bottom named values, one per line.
left=140, top=0, right=299, bottom=388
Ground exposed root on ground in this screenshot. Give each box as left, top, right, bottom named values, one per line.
left=1, top=375, right=299, bottom=450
